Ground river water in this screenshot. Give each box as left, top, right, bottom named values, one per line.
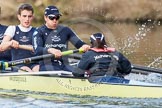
left=0, top=94, right=162, bottom=108
left=67, top=19, right=162, bottom=67
left=0, top=93, right=162, bottom=108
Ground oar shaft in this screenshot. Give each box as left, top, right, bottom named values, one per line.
left=3, top=49, right=83, bottom=69
left=132, top=64, right=162, bottom=74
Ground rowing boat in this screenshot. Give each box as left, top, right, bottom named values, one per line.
left=1, top=49, right=162, bottom=99
left=0, top=71, right=162, bottom=99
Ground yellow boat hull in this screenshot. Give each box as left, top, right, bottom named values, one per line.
left=0, top=75, right=162, bottom=98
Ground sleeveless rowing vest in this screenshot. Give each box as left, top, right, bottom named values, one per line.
left=11, top=26, right=35, bottom=60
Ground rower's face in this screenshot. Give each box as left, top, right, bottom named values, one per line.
left=45, top=15, right=59, bottom=29
left=18, top=10, right=34, bottom=28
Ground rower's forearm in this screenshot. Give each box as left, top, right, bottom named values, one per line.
left=0, top=42, right=12, bottom=51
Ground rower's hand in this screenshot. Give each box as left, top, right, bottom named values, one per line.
left=47, top=48, right=62, bottom=58
left=11, top=40, right=19, bottom=49
left=80, top=44, right=90, bottom=52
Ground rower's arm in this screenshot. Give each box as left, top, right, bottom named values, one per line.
left=1, top=25, right=17, bottom=51
left=1, top=35, right=12, bottom=51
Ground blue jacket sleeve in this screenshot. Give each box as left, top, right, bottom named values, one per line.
left=67, top=27, right=86, bottom=48
left=77, top=52, right=92, bottom=70
left=32, top=28, right=48, bottom=55
left=72, top=52, right=92, bottom=77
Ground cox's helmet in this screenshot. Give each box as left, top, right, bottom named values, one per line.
left=90, top=33, right=106, bottom=47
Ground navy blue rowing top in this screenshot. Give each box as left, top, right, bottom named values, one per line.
left=33, top=25, right=85, bottom=55
left=11, top=26, right=36, bottom=60
left=32, top=24, right=86, bottom=71
left=77, top=49, right=132, bottom=76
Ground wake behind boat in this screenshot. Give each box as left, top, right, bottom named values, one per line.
left=0, top=71, right=162, bottom=99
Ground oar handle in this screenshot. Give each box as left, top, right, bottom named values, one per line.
left=19, top=45, right=34, bottom=51
left=0, top=49, right=83, bottom=70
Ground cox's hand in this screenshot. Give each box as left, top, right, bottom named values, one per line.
left=48, top=48, right=62, bottom=58
left=11, top=40, right=19, bottom=49
left=80, top=44, right=90, bottom=52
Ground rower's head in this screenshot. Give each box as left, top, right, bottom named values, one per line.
left=90, top=33, right=107, bottom=48
left=17, top=3, right=34, bottom=28
left=44, top=5, right=62, bottom=29
left=44, top=5, right=62, bottom=17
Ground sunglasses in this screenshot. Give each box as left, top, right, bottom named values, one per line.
left=48, top=15, right=60, bottom=20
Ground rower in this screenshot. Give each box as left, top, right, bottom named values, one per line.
left=72, top=33, right=132, bottom=82
left=0, top=4, right=39, bottom=72
left=0, top=7, right=11, bottom=62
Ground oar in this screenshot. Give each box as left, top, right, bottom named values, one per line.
left=0, top=49, right=83, bottom=70
left=131, top=64, right=162, bottom=74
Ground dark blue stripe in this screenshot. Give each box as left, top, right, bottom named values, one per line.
left=90, top=76, right=130, bottom=84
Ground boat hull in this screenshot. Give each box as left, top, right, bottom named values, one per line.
left=0, top=75, right=162, bottom=98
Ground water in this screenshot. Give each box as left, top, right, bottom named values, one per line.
left=68, top=19, right=162, bottom=66
left=0, top=94, right=162, bottom=108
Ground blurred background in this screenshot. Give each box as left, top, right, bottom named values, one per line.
left=1, top=0, right=162, bottom=67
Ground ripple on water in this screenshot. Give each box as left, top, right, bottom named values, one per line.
left=0, top=94, right=162, bottom=108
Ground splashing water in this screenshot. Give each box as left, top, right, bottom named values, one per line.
left=120, top=20, right=153, bottom=56
left=147, top=56, right=162, bottom=68
left=125, top=73, right=162, bottom=84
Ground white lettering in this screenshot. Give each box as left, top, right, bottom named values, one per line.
left=94, top=55, right=111, bottom=60
left=45, top=44, right=67, bottom=49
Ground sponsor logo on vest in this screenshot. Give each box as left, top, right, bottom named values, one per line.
left=20, top=36, right=30, bottom=42
left=51, top=35, right=61, bottom=42
left=94, top=55, right=111, bottom=60
left=45, top=44, right=67, bottom=49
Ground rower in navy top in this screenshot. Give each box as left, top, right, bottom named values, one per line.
left=1, top=4, right=39, bottom=72
left=0, top=7, right=11, bottom=62
left=73, top=33, right=132, bottom=79
left=33, top=5, right=90, bottom=71
left=0, top=24, right=11, bottom=62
